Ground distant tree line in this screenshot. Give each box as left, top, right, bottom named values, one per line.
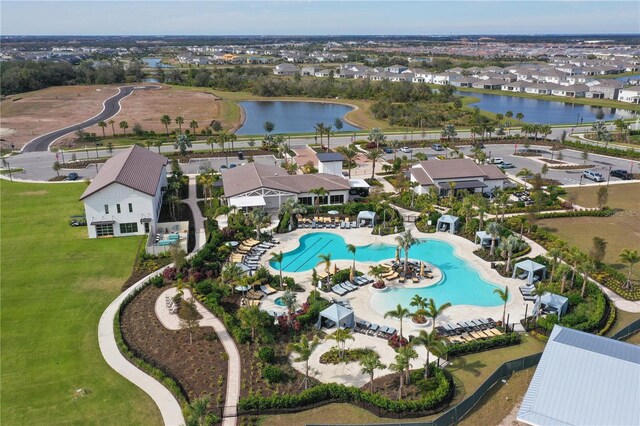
left=0, top=59, right=144, bottom=95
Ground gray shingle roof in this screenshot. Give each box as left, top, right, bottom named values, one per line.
left=317, top=153, right=345, bottom=162
left=417, top=159, right=505, bottom=181
left=80, top=145, right=168, bottom=200
left=517, top=326, right=640, bottom=426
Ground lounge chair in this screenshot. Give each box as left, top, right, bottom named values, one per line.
left=412, top=275, right=420, bottom=283
left=260, top=285, right=276, bottom=295
left=342, top=282, right=358, bottom=291
left=361, top=275, right=373, bottom=284
left=398, top=275, right=406, bottom=283
left=332, top=285, right=348, bottom=296
left=247, top=290, right=263, bottom=300
left=486, top=328, right=503, bottom=336
left=386, top=327, right=397, bottom=337
left=386, top=272, right=399, bottom=281
left=435, top=326, right=450, bottom=337
left=338, top=283, right=353, bottom=293
left=376, top=326, right=389, bottom=337
left=517, top=271, right=529, bottom=280
left=448, top=335, right=464, bottom=344
left=381, top=271, right=394, bottom=278
left=248, top=299, right=261, bottom=307
left=355, top=321, right=371, bottom=333
left=368, top=323, right=380, bottom=335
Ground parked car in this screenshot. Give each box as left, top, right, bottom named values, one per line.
left=491, top=157, right=504, bottom=164
left=229, top=164, right=237, bottom=169
left=583, top=170, right=605, bottom=182
left=67, top=172, right=79, bottom=181
left=610, top=169, right=633, bottom=180
left=500, top=162, right=515, bottom=169
left=431, top=144, right=444, bottom=151
left=220, top=165, right=228, bottom=170
left=383, top=147, right=394, bottom=154
left=400, top=146, right=412, bottom=153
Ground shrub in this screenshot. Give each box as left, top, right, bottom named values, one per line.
left=331, top=268, right=362, bottom=285
left=257, top=347, right=276, bottom=364
left=262, top=365, right=289, bottom=383
left=149, top=275, right=165, bottom=288
left=445, top=332, right=521, bottom=357
left=319, top=348, right=376, bottom=364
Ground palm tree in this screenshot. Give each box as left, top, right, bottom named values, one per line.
left=441, top=124, right=457, bottom=142
left=494, top=286, right=509, bottom=326
left=325, top=125, right=333, bottom=151
left=263, top=121, right=275, bottom=135
left=309, top=187, right=327, bottom=213
left=154, top=139, right=163, bottom=154
left=359, top=352, right=386, bottom=393
left=395, top=229, right=417, bottom=277
left=412, top=329, right=441, bottom=378
left=579, top=258, right=595, bottom=299
left=98, top=121, right=107, bottom=137
left=327, top=328, right=354, bottom=359
left=288, top=335, right=320, bottom=390
left=500, top=235, right=520, bottom=274
left=108, top=119, right=116, bottom=136
left=189, top=120, right=199, bottom=137
left=318, top=253, right=332, bottom=278
left=185, top=396, right=212, bottom=426
left=516, top=112, right=524, bottom=122
left=397, top=346, right=418, bottom=385
left=119, top=120, right=129, bottom=136
left=547, top=240, right=567, bottom=281
left=281, top=289, right=298, bottom=327
left=388, top=355, right=408, bottom=400
left=485, top=222, right=501, bottom=257
left=618, top=248, right=639, bottom=290
left=368, top=264, right=387, bottom=284
left=425, top=298, right=451, bottom=331
left=160, top=115, right=171, bottom=137
left=410, top=294, right=428, bottom=324
left=174, top=133, right=192, bottom=155
left=558, top=263, right=572, bottom=294
left=346, top=244, right=357, bottom=271
left=249, top=208, right=270, bottom=240
left=384, top=304, right=411, bottom=340
left=270, top=251, right=284, bottom=288
left=278, top=198, right=307, bottom=230
left=314, top=122, right=326, bottom=147
left=517, top=168, right=533, bottom=178
left=336, top=146, right=358, bottom=178
left=238, top=305, right=264, bottom=342
left=175, top=116, right=185, bottom=132
left=367, top=128, right=386, bottom=149
left=365, top=149, right=384, bottom=180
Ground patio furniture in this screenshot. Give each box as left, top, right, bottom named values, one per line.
left=386, top=272, right=399, bottom=281
left=377, top=326, right=389, bottom=337
left=367, top=323, right=380, bottom=335
left=332, top=285, right=348, bottom=296
left=247, top=290, right=263, bottom=300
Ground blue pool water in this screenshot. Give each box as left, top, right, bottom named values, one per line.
left=270, top=232, right=505, bottom=310
left=274, top=297, right=285, bottom=307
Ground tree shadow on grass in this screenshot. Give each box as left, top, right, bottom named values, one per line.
left=448, top=358, right=486, bottom=378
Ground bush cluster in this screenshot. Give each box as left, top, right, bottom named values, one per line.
left=445, top=332, right=521, bottom=357
left=319, top=348, right=376, bottom=365
left=262, top=365, right=290, bottom=383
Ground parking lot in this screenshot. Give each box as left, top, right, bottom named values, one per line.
left=383, top=144, right=639, bottom=187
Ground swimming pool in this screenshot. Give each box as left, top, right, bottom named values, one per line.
left=270, top=232, right=506, bottom=310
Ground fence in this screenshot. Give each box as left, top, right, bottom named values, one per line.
left=611, top=318, right=640, bottom=340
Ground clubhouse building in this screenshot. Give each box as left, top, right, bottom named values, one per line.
left=410, top=158, right=508, bottom=196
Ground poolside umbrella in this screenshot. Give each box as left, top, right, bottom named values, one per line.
left=349, top=267, right=355, bottom=282
left=420, top=262, right=425, bottom=277
left=328, top=210, right=339, bottom=215
left=225, top=241, right=239, bottom=247
left=333, top=264, right=338, bottom=275
left=235, top=284, right=250, bottom=293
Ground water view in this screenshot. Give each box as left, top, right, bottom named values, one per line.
left=458, top=90, right=637, bottom=124
left=142, top=58, right=174, bottom=68
left=236, top=101, right=359, bottom=135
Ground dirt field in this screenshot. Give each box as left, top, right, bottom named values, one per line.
left=84, top=85, right=236, bottom=137
left=0, top=85, right=119, bottom=149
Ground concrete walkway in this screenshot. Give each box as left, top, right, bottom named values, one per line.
left=185, top=175, right=207, bottom=250
left=155, top=288, right=242, bottom=425
left=98, top=266, right=186, bottom=426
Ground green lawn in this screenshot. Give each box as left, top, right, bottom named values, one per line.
left=0, top=181, right=161, bottom=424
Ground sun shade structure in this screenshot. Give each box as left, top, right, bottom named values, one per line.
left=475, top=230, right=499, bottom=246
left=228, top=195, right=266, bottom=208
left=437, top=215, right=459, bottom=234
left=517, top=325, right=640, bottom=426
left=534, top=292, right=569, bottom=319
left=512, top=259, right=547, bottom=285
left=315, top=304, right=355, bottom=329
left=356, top=210, right=376, bottom=226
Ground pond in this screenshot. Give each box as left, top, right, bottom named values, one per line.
left=614, top=74, right=640, bottom=83
left=236, top=101, right=360, bottom=135
left=142, top=58, right=174, bottom=68
left=458, top=90, right=637, bottom=125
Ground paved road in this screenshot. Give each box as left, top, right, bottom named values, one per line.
left=21, top=85, right=160, bottom=153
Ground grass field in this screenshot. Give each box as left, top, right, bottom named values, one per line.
left=0, top=181, right=161, bottom=424
left=539, top=183, right=640, bottom=281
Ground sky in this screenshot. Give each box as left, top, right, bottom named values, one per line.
left=1, top=1, right=639, bottom=36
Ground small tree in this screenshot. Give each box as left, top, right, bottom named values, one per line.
left=281, top=290, right=298, bottom=327
left=619, top=248, right=640, bottom=290
left=597, top=186, right=609, bottom=209
left=384, top=304, right=411, bottom=340
left=288, top=335, right=320, bottom=390
left=359, top=352, right=386, bottom=393
left=52, top=161, right=61, bottom=177
left=118, top=120, right=129, bottom=136
left=270, top=251, right=284, bottom=288
left=327, top=328, right=354, bottom=359
left=238, top=305, right=265, bottom=342
left=494, top=286, right=510, bottom=327
left=174, top=133, right=192, bottom=156
left=179, top=298, right=200, bottom=345
left=590, top=237, right=607, bottom=265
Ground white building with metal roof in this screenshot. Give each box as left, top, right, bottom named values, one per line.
left=517, top=325, right=640, bottom=426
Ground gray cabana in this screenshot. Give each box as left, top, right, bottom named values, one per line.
left=475, top=230, right=500, bottom=247
left=315, top=304, right=355, bottom=329
left=357, top=210, right=376, bottom=227
left=513, top=259, right=547, bottom=285
left=437, top=215, right=460, bottom=234
left=534, top=292, right=569, bottom=319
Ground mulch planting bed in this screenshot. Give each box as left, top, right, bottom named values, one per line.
left=120, top=285, right=228, bottom=406
left=367, top=371, right=439, bottom=401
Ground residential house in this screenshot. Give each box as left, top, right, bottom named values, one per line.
left=410, top=159, right=507, bottom=196
left=551, top=84, right=589, bottom=98
left=273, top=63, right=300, bottom=76
left=80, top=145, right=168, bottom=239
left=618, top=88, right=640, bottom=103
left=316, top=153, right=345, bottom=176
left=301, top=66, right=323, bottom=76
left=385, top=64, right=408, bottom=74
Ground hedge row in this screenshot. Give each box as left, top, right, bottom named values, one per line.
left=239, top=367, right=452, bottom=415
left=446, top=332, right=522, bottom=358
left=535, top=209, right=613, bottom=219
left=562, top=140, right=640, bottom=160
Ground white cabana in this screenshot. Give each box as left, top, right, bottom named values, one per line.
left=437, top=215, right=460, bottom=234
left=228, top=195, right=266, bottom=208
left=475, top=230, right=499, bottom=247
left=315, top=304, right=355, bottom=329
left=534, top=292, right=569, bottom=319
left=513, top=259, right=547, bottom=285
left=356, top=210, right=376, bottom=227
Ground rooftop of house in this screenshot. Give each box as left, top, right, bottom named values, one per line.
left=316, top=152, right=345, bottom=163
left=80, top=145, right=168, bottom=200
left=412, top=159, right=506, bottom=182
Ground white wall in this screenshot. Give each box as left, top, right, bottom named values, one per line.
left=83, top=176, right=165, bottom=238
left=318, top=161, right=343, bottom=176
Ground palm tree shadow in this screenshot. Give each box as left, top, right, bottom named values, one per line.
left=448, top=358, right=486, bottom=377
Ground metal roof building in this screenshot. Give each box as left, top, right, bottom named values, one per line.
left=517, top=325, right=640, bottom=426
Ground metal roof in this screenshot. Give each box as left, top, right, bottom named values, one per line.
left=80, top=145, right=168, bottom=200
left=517, top=326, right=640, bottom=426
left=316, top=152, right=345, bottom=162
left=436, top=179, right=487, bottom=190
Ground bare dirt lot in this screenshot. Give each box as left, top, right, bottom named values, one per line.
left=0, top=85, right=118, bottom=149
left=84, top=85, right=231, bottom=137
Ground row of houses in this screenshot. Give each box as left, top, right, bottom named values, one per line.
left=272, top=62, right=640, bottom=103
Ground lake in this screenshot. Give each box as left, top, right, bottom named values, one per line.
left=615, top=74, right=640, bottom=83
left=142, top=58, right=174, bottom=68
left=458, top=90, right=637, bottom=124
left=236, top=101, right=359, bottom=135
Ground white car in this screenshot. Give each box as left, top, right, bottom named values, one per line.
left=400, top=146, right=412, bottom=153
left=491, top=157, right=504, bottom=164
left=583, top=170, right=605, bottom=182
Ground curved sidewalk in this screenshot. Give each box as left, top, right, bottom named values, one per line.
left=97, top=266, right=186, bottom=426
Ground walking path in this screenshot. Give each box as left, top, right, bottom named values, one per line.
left=155, top=288, right=242, bottom=425
left=185, top=175, right=207, bottom=250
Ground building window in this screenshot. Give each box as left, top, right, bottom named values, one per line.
left=116, top=204, right=121, bottom=214
left=330, top=194, right=344, bottom=204
left=298, top=196, right=313, bottom=206
left=318, top=195, right=328, bottom=205
left=128, top=203, right=133, bottom=213
left=104, top=205, right=109, bottom=214
left=119, top=223, right=138, bottom=234
left=95, top=224, right=114, bottom=237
